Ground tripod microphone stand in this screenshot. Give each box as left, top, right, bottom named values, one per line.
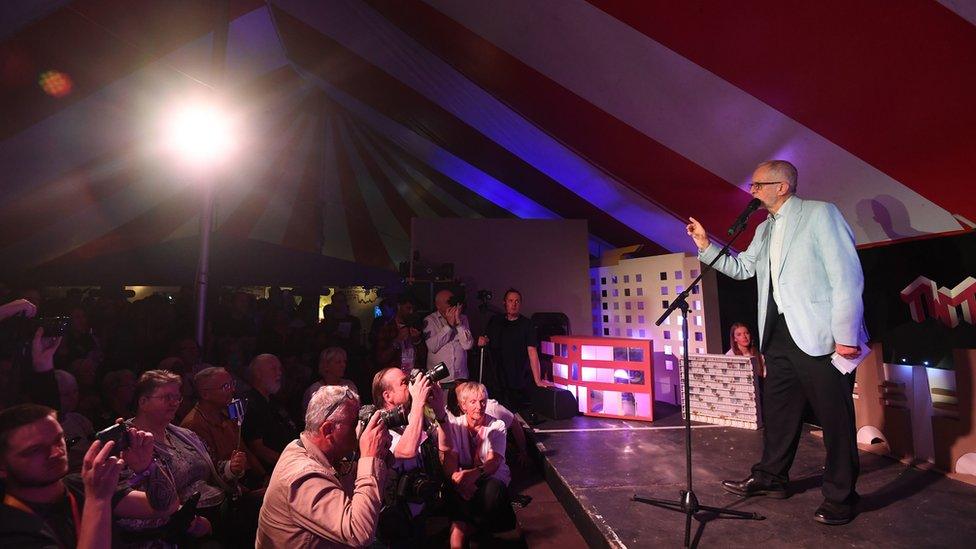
left=633, top=219, right=764, bottom=547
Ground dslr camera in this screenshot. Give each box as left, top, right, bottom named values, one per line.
left=358, top=404, right=409, bottom=430
left=357, top=362, right=452, bottom=431
left=409, top=361, right=450, bottom=385
left=395, top=467, right=441, bottom=504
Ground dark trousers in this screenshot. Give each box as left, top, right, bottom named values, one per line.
left=754, top=313, right=859, bottom=505
left=448, top=477, right=517, bottom=533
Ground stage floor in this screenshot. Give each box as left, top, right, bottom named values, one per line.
left=531, top=404, right=976, bottom=548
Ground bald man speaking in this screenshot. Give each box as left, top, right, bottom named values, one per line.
left=686, top=160, right=866, bottom=525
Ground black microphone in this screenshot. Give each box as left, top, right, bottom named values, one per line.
left=727, top=198, right=762, bottom=235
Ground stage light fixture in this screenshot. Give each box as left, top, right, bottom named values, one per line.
left=164, top=101, right=236, bottom=166
left=38, top=69, right=73, bottom=98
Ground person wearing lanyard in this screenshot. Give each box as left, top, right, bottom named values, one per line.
left=375, top=295, right=423, bottom=372
left=0, top=404, right=180, bottom=547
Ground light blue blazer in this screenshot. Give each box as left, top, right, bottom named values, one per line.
left=700, top=196, right=865, bottom=357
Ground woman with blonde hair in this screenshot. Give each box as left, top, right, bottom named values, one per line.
left=727, top=322, right=765, bottom=379
left=443, top=381, right=517, bottom=548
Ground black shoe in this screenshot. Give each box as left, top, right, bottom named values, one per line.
left=511, top=494, right=532, bottom=509
left=721, top=476, right=789, bottom=499
left=813, top=500, right=856, bottom=525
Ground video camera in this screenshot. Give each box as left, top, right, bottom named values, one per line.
left=2, top=314, right=71, bottom=341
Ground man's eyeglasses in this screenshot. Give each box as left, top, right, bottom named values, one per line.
left=749, top=181, right=784, bottom=189
left=202, top=382, right=235, bottom=392
left=319, top=386, right=357, bottom=422
left=149, top=394, right=183, bottom=403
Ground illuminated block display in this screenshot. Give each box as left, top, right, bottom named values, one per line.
left=543, top=335, right=655, bottom=422
left=591, top=252, right=723, bottom=405
left=680, top=354, right=761, bottom=430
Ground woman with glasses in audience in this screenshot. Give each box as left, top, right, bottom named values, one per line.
left=118, top=369, right=247, bottom=547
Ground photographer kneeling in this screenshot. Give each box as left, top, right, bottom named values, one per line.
left=443, top=381, right=517, bottom=548
left=371, top=366, right=454, bottom=546
left=257, top=386, right=391, bottom=548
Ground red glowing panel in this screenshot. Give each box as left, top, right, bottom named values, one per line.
left=38, top=70, right=73, bottom=98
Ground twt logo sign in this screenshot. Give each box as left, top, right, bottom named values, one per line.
left=900, top=276, right=976, bottom=328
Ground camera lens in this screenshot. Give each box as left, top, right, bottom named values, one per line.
left=425, top=362, right=450, bottom=384
left=379, top=405, right=409, bottom=429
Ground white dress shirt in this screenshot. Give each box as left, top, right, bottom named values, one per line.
left=423, top=311, right=474, bottom=381
left=768, top=196, right=797, bottom=310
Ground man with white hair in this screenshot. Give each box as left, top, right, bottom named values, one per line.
left=423, top=289, right=473, bottom=382
left=256, top=386, right=392, bottom=548
left=687, top=159, right=865, bottom=525
left=243, top=354, right=298, bottom=471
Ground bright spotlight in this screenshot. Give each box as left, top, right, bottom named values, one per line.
left=164, top=102, right=236, bottom=166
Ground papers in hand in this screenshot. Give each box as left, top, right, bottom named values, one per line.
left=831, top=340, right=871, bottom=375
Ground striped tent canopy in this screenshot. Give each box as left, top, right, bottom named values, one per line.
left=1, top=0, right=973, bottom=284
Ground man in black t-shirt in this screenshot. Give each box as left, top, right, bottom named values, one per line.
left=242, top=354, right=299, bottom=471
left=479, top=289, right=545, bottom=412
left=0, top=405, right=179, bottom=548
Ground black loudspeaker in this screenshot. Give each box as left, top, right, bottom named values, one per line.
left=532, top=386, right=578, bottom=420
left=531, top=312, right=570, bottom=341
left=531, top=312, right=570, bottom=381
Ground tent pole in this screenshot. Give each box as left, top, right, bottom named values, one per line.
left=194, top=0, right=230, bottom=350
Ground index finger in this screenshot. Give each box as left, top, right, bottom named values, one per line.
left=365, top=409, right=382, bottom=429
left=94, top=439, right=116, bottom=465
left=83, top=439, right=104, bottom=467
left=688, top=217, right=701, bottom=226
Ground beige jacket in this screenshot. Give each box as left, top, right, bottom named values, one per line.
left=256, top=433, right=387, bottom=548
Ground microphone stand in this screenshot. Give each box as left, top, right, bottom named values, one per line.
left=633, top=222, right=764, bottom=547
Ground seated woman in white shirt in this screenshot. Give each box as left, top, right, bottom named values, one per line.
left=726, top=322, right=765, bottom=379
left=443, top=381, right=517, bottom=548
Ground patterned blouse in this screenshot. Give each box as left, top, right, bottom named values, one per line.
left=116, top=423, right=234, bottom=548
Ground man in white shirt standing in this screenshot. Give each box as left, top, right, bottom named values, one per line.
left=423, top=290, right=474, bottom=382
left=687, top=160, right=865, bottom=526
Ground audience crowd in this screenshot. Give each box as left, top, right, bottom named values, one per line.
left=0, top=285, right=534, bottom=548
